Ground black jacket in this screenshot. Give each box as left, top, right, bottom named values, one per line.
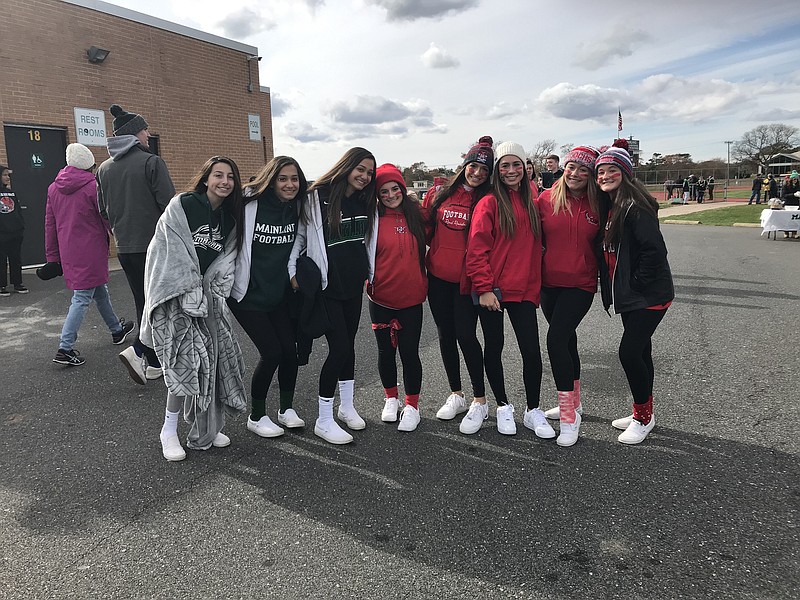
left=599, top=202, right=674, bottom=314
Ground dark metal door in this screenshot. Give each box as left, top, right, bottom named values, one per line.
left=3, top=124, right=67, bottom=266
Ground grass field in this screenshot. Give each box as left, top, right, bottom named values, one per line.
left=660, top=204, right=765, bottom=226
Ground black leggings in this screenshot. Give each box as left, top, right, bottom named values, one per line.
left=229, top=300, right=298, bottom=401
left=619, top=308, right=667, bottom=404
left=478, top=301, right=542, bottom=409
left=540, top=287, right=594, bottom=391
left=319, top=294, right=363, bottom=398
left=369, top=301, right=423, bottom=395
left=0, top=236, right=23, bottom=287
left=118, top=252, right=159, bottom=365
left=426, top=273, right=485, bottom=397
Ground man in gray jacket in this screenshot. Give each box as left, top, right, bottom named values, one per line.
left=97, top=104, right=175, bottom=384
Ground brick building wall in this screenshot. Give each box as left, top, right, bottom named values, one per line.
left=0, top=0, right=273, bottom=187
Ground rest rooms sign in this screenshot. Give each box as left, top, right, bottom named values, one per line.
left=248, top=114, right=261, bottom=141
left=74, top=108, right=107, bottom=146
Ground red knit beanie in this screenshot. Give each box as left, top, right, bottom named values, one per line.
left=374, top=163, right=406, bottom=194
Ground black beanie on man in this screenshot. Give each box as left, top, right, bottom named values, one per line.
left=110, top=104, right=148, bottom=136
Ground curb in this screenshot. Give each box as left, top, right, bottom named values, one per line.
left=732, top=223, right=760, bottom=228
left=663, top=219, right=700, bottom=225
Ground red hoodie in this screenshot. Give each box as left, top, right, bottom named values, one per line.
left=423, top=185, right=477, bottom=289
left=538, top=189, right=600, bottom=293
left=466, top=190, right=542, bottom=305
left=368, top=207, right=427, bottom=309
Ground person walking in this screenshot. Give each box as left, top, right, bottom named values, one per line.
left=367, top=164, right=428, bottom=432
left=0, top=165, right=28, bottom=296
left=229, top=156, right=308, bottom=438
left=97, top=104, right=175, bottom=384
left=748, top=175, right=762, bottom=205
left=46, top=144, right=133, bottom=366
left=538, top=146, right=603, bottom=446
left=596, top=144, right=674, bottom=445
left=142, top=156, right=247, bottom=462
left=288, top=147, right=377, bottom=445
left=422, top=137, right=493, bottom=425
left=464, top=142, right=552, bottom=438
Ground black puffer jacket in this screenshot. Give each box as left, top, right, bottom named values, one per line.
left=599, top=202, right=674, bottom=314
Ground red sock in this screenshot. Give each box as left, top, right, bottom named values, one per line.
left=405, top=394, right=419, bottom=409
left=633, top=396, right=653, bottom=425
left=384, top=386, right=399, bottom=399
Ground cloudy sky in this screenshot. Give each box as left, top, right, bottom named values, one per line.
left=104, top=0, right=800, bottom=178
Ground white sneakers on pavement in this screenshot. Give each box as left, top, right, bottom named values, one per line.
left=397, top=405, right=420, bottom=432
left=436, top=393, right=468, bottom=420
left=314, top=418, right=354, bottom=444
left=119, top=346, right=146, bottom=385
left=617, top=415, right=655, bottom=444
left=611, top=414, right=633, bottom=430
left=459, top=401, right=488, bottom=434
left=160, top=434, right=186, bottom=462
left=496, top=404, right=517, bottom=435
left=337, top=407, right=366, bottom=430
left=212, top=432, right=231, bottom=448
left=381, top=398, right=400, bottom=422
left=544, top=403, right=584, bottom=420
left=557, top=412, right=581, bottom=447
left=247, top=415, right=285, bottom=438
left=277, top=408, right=305, bottom=428
left=523, top=407, right=556, bottom=439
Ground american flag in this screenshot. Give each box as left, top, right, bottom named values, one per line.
left=617, top=109, right=623, bottom=132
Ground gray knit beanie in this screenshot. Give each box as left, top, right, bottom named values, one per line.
left=110, top=104, right=148, bottom=136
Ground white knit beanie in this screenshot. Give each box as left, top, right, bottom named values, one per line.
left=494, top=141, right=527, bottom=166
left=66, top=143, right=95, bottom=170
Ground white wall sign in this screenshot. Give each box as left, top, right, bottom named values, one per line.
left=74, top=108, right=107, bottom=146
left=248, top=114, right=261, bottom=141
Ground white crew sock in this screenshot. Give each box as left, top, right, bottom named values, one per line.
left=161, top=409, right=180, bottom=438
left=338, top=380, right=355, bottom=412
left=318, top=396, right=334, bottom=425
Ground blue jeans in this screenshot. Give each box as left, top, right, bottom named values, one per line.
left=748, top=190, right=761, bottom=204
left=59, top=285, right=122, bottom=351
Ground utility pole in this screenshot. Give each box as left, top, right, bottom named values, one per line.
left=724, top=141, right=733, bottom=201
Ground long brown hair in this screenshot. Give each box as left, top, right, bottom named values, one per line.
left=186, top=156, right=245, bottom=252
left=377, top=186, right=427, bottom=271
left=603, top=171, right=659, bottom=247
left=429, top=165, right=492, bottom=231
left=246, top=156, right=307, bottom=211
left=309, top=147, right=376, bottom=237
left=492, top=169, right=540, bottom=239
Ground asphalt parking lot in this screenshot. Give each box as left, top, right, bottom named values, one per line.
left=1, top=224, right=798, bottom=599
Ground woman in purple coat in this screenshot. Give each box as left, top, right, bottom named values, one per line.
left=46, top=143, right=133, bottom=366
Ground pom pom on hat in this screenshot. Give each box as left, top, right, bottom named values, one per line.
left=374, top=163, right=406, bottom=195
left=463, top=135, right=495, bottom=175
left=494, top=141, right=527, bottom=166
left=65, top=143, right=96, bottom=170
left=563, top=145, right=600, bottom=171
left=596, top=146, right=634, bottom=178
left=612, top=138, right=630, bottom=151
left=110, top=104, right=149, bottom=136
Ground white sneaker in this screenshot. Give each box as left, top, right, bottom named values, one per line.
left=611, top=414, right=633, bottom=430
left=544, top=403, right=584, bottom=420
left=314, top=418, right=353, bottom=444
left=277, top=408, right=305, bottom=428
left=459, top=401, right=488, bottom=435
left=556, top=412, right=581, bottom=447
left=436, top=393, right=468, bottom=420
left=212, top=432, right=231, bottom=447
left=145, top=365, right=163, bottom=380
left=618, top=415, right=655, bottom=445
left=337, top=407, right=366, bottom=430
left=523, top=407, right=556, bottom=439
left=397, top=405, right=420, bottom=432
left=160, top=433, right=186, bottom=462
left=246, top=415, right=285, bottom=438
left=496, top=404, right=517, bottom=435
left=119, top=346, right=146, bottom=385
left=381, top=398, right=400, bottom=422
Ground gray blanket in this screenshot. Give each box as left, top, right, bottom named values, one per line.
left=141, top=196, right=247, bottom=416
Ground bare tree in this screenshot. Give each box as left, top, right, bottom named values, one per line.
left=528, top=139, right=558, bottom=173
left=732, top=124, right=799, bottom=173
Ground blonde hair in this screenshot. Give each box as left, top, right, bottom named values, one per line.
left=548, top=165, right=600, bottom=216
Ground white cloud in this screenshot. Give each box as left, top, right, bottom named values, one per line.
left=283, top=121, right=333, bottom=143
left=366, top=0, right=479, bottom=21
left=421, top=43, right=460, bottom=69
left=573, top=26, right=650, bottom=70
left=219, top=7, right=276, bottom=38
left=270, top=93, right=292, bottom=118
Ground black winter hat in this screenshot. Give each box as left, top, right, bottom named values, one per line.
left=110, top=104, right=148, bottom=136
